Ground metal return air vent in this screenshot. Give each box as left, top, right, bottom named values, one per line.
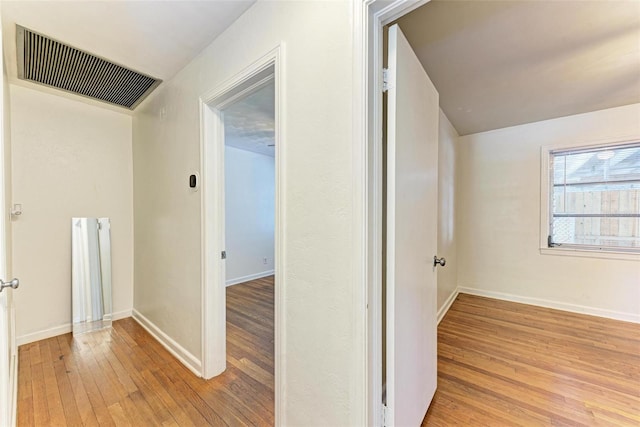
left=16, top=25, right=161, bottom=110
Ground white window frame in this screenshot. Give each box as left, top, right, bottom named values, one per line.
left=540, top=135, right=640, bottom=261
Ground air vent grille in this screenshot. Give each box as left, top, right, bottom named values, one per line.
left=16, top=26, right=161, bottom=109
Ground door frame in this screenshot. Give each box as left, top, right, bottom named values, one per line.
left=0, top=10, right=17, bottom=426
left=356, top=1, right=432, bottom=424
left=199, top=46, right=283, bottom=422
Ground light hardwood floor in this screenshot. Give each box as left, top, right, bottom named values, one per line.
left=422, top=293, right=640, bottom=426
left=18, top=285, right=639, bottom=426
left=17, top=276, right=274, bottom=426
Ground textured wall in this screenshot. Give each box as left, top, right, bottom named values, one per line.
left=458, top=103, right=640, bottom=320
left=437, top=110, right=459, bottom=311
left=224, top=146, right=274, bottom=285
left=132, top=1, right=364, bottom=424
left=11, top=85, right=133, bottom=342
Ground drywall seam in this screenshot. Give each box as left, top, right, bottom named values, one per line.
left=132, top=309, right=202, bottom=377
left=16, top=309, right=132, bottom=346
left=226, top=270, right=275, bottom=287
left=437, top=287, right=459, bottom=325
left=458, top=286, right=640, bottom=324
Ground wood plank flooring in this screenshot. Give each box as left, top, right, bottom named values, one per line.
left=18, top=285, right=640, bottom=426
left=422, top=293, right=640, bottom=426
left=17, top=276, right=274, bottom=426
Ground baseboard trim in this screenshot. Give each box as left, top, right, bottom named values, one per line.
left=17, top=324, right=70, bottom=347
left=226, top=270, right=275, bottom=287
left=437, top=287, right=459, bottom=325
left=131, top=309, right=202, bottom=377
left=458, top=287, right=640, bottom=324
left=16, top=309, right=133, bottom=346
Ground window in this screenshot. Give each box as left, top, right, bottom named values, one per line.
left=547, top=142, right=640, bottom=252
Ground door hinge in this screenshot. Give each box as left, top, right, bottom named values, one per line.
left=221, top=251, right=226, bottom=260
left=381, top=404, right=389, bottom=427
left=382, top=68, right=390, bottom=92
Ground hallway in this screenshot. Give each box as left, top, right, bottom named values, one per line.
left=17, top=276, right=274, bottom=426
left=16, top=281, right=639, bottom=426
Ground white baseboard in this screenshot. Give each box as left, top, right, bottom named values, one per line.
left=16, top=309, right=133, bottom=346
left=131, top=309, right=202, bottom=377
left=458, top=286, right=640, bottom=324
left=437, top=287, right=459, bottom=325
left=17, top=324, right=71, bottom=346
left=226, top=269, right=274, bottom=287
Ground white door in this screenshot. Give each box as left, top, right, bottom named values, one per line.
left=0, top=15, right=17, bottom=425
left=385, top=24, right=439, bottom=426
left=0, top=255, right=15, bottom=427
left=0, top=165, right=15, bottom=423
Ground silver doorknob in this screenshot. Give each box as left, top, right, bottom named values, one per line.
left=433, top=256, right=446, bottom=267
left=0, top=278, right=19, bottom=292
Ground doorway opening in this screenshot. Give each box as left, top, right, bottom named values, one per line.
left=200, top=49, right=282, bottom=423
left=223, top=79, right=275, bottom=418
left=360, top=1, right=438, bottom=425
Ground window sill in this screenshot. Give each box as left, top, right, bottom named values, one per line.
left=540, top=247, right=640, bottom=261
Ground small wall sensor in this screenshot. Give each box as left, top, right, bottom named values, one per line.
left=11, top=204, right=22, bottom=217
left=189, top=172, right=200, bottom=192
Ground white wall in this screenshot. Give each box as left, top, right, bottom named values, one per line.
left=225, top=146, right=274, bottom=285
left=458, top=103, right=640, bottom=321
left=437, top=110, right=458, bottom=313
left=10, top=85, right=134, bottom=343
left=132, top=1, right=363, bottom=424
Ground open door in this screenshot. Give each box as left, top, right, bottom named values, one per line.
left=0, top=222, right=15, bottom=427
left=0, top=14, right=17, bottom=426
left=385, top=24, right=439, bottom=426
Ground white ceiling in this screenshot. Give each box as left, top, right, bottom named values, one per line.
left=396, top=0, right=640, bottom=135
left=1, top=0, right=255, bottom=109
left=224, top=81, right=275, bottom=157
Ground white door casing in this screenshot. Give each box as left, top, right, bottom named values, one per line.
left=0, top=14, right=17, bottom=424
left=200, top=46, right=283, bottom=424
left=385, top=24, right=439, bottom=426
